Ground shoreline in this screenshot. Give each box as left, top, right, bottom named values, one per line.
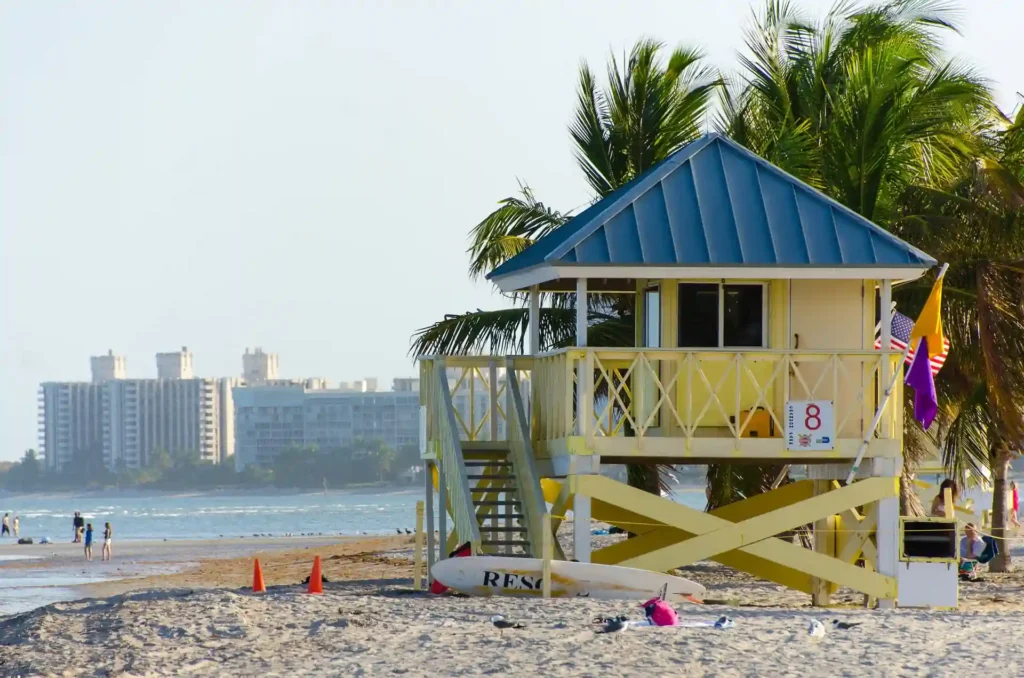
left=0, top=535, right=413, bottom=618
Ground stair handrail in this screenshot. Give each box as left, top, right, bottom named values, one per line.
left=434, top=360, right=482, bottom=552
left=505, top=360, right=547, bottom=555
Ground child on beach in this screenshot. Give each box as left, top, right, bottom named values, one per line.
left=84, top=524, right=93, bottom=561
left=102, top=522, right=112, bottom=561
left=12, top=515, right=18, bottom=538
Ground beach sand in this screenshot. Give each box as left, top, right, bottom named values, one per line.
left=3, top=532, right=1024, bottom=676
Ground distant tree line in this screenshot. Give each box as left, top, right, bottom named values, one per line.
left=0, top=441, right=421, bottom=492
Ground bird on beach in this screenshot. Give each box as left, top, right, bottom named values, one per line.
left=490, top=615, right=525, bottom=636
left=807, top=619, right=826, bottom=638
left=404, top=528, right=413, bottom=535
left=595, top=617, right=629, bottom=636
left=395, top=528, right=402, bottom=535
left=832, top=620, right=862, bottom=630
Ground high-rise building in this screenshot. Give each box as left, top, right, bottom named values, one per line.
left=38, top=382, right=105, bottom=471
left=90, top=350, right=126, bottom=383
left=233, top=383, right=420, bottom=469
left=156, top=347, right=194, bottom=379
left=242, top=347, right=279, bottom=383
left=392, top=378, right=420, bottom=392
left=217, top=377, right=238, bottom=464
left=102, top=377, right=219, bottom=468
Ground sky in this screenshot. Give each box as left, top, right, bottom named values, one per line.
left=0, top=1, right=1020, bottom=461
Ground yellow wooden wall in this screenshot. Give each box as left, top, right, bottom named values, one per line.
left=641, top=278, right=871, bottom=435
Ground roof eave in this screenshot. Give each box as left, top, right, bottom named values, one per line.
left=491, top=263, right=936, bottom=293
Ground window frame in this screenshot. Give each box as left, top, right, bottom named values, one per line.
left=677, top=281, right=769, bottom=349
left=642, top=284, right=661, bottom=348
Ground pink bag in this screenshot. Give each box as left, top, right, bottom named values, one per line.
left=641, top=598, right=679, bottom=627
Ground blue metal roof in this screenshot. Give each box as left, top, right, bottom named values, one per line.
left=487, top=133, right=936, bottom=284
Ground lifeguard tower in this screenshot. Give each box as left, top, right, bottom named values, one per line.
left=419, top=133, right=939, bottom=607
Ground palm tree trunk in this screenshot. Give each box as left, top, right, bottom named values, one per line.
left=899, top=467, right=925, bottom=517
left=990, top=451, right=1012, bottom=572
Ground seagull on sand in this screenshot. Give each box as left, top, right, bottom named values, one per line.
left=595, top=617, right=629, bottom=636
left=490, top=615, right=525, bottom=636
left=807, top=619, right=826, bottom=638
left=832, top=620, right=862, bottom=630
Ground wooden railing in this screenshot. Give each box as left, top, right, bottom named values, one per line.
left=423, top=359, right=480, bottom=551
left=505, top=360, right=546, bottom=554
left=531, top=348, right=903, bottom=446
left=419, top=356, right=532, bottom=446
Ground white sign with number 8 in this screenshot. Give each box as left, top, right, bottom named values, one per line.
left=785, top=400, right=835, bottom=451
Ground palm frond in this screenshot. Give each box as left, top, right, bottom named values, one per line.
left=467, top=183, right=569, bottom=280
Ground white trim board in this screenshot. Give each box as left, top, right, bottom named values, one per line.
left=492, top=264, right=930, bottom=292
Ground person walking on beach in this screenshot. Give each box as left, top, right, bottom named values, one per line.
left=73, top=511, right=84, bottom=543
left=1011, top=483, right=1019, bottom=532
left=84, top=523, right=94, bottom=561
left=102, top=522, right=112, bottom=561
left=1, top=513, right=9, bottom=537
left=12, top=515, right=19, bottom=538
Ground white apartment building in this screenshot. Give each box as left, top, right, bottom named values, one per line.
left=102, top=377, right=219, bottom=469
left=242, top=347, right=279, bottom=383
left=90, top=350, right=126, bottom=382
left=39, top=350, right=220, bottom=471
left=156, top=347, right=194, bottom=379
left=37, top=382, right=105, bottom=471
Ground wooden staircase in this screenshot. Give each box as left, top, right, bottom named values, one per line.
left=465, top=445, right=532, bottom=557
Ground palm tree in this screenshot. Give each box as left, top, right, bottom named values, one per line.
left=893, top=106, right=1024, bottom=570
left=411, top=39, right=716, bottom=358
left=717, top=0, right=997, bottom=507
left=411, top=40, right=717, bottom=493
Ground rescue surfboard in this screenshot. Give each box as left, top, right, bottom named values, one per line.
left=430, top=556, right=705, bottom=601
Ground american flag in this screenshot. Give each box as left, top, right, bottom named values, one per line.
left=874, top=311, right=949, bottom=376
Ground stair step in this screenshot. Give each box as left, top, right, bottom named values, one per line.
left=479, top=514, right=525, bottom=521
left=467, top=474, right=516, bottom=480
left=473, top=500, right=521, bottom=506
left=470, top=487, right=517, bottom=493
left=464, top=461, right=511, bottom=467
left=482, top=539, right=531, bottom=546
left=479, top=527, right=528, bottom=533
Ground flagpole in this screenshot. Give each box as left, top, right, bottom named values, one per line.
left=845, top=263, right=949, bottom=485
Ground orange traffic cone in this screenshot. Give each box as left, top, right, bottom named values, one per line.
left=252, top=558, right=266, bottom=593
left=307, top=556, right=323, bottom=594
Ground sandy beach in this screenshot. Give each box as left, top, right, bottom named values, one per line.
left=3, top=529, right=1024, bottom=676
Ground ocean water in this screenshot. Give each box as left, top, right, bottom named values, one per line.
left=0, top=488, right=425, bottom=541
left=0, top=486, right=708, bottom=543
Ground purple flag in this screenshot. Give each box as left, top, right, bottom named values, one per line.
left=905, top=337, right=938, bottom=428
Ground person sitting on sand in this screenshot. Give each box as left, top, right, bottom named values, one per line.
left=102, top=522, right=112, bottom=561
left=1, top=513, right=9, bottom=537
left=84, top=523, right=94, bottom=561
left=930, top=479, right=959, bottom=517
left=959, top=523, right=986, bottom=580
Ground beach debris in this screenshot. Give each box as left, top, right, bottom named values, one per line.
left=490, top=614, right=525, bottom=636
left=714, top=616, right=735, bottom=630
left=252, top=558, right=266, bottom=593
left=807, top=619, right=826, bottom=638
left=832, top=620, right=862, bottom=630
left=307, top=556, right=324, bottom=594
